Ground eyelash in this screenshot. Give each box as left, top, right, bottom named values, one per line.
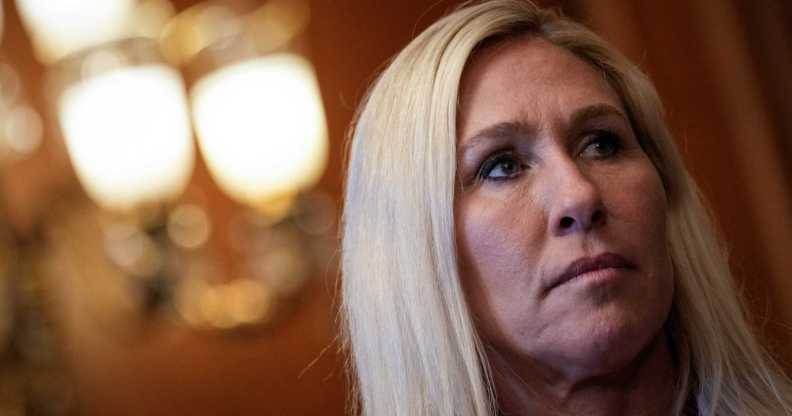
left=476, top=150, right=525, bottom=182
left=581, top=130, right=622, bottom=159
left=475, top=130, right=623, bottom=182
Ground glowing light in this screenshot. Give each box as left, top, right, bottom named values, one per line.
left=127, top=0, right=175, bottom=40
left=198, top=285, right=231, bottom=329
left=174, top=274, right=274, bottom=329
left=58, top=65, right=194, bottom=212
left=226, top=278, right=273, bottom=326
left=174, top=275, right=209, bottom=326
left=160, top=4, right=241, bottom=67
left=191, top=54, right=328, bottom=213
left=15, top=0, right=136, bottom=63
left=2, top=105, right=43, bottom=156
left=262, top=246, right=308, bottom=296
left=80, top=49, right=126, bottom=80
left=103, top=223, right=162, bottom=277
left=247, top=0, right=311, bottom=53
left=167, top=204, right=211, bottom=249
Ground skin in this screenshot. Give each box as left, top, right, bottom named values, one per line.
left=455, top=36, right=676, bottom=415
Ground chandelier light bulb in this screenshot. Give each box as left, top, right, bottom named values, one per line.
left=58, top=64, right=195, bottom=212
left=15, top=0, right=136, bottom=63
left=191, top=53, right=328, bottom=215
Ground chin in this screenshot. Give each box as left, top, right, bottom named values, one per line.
left=534, top=302, right=670, bottom=379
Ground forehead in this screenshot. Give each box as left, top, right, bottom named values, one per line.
left=457, top=36, right=623, bottom=140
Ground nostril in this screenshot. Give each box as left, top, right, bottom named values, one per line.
left=591, top=209, right=604, bottom=225
left=559, top=217, right=574, bottom=229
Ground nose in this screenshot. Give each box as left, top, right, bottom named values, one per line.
left=546, top=160, right=606, bottom=236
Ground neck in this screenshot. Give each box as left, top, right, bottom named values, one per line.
left=490, top=332, right=677, bottom=416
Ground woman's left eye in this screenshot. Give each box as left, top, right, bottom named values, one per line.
left=580, top=131, right=622, bottom=159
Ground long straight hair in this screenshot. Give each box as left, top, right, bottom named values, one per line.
left=341, top=1, right=792, bottom=415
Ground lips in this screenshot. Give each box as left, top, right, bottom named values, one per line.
left=547, top=252, right=635, bottom=292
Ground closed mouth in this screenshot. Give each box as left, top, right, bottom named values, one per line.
left=548, top=252, right=635, bottom=292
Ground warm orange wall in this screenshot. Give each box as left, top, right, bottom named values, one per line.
left=1, top=1, right=790, bottom=415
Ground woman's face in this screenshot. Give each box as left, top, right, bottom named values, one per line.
left=455, top=37, right=674, bottom=379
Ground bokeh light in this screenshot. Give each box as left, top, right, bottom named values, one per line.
left=259, top=245, right=308, bottom=296
left=58, top=63, right=194, bottom=212
left=2, top=105, right=42, bottom=156
left=126, top=0, right=175, bottom=40
left=191, top=53, right=328, bottom=215
left=167, top=204, right=211, bottom=249
left=225, top=277, right=273, bottom=326
left=15, top=0, right=136, bottom=63
left=103, top=222, right=162, bottom=278
left=174, top=274, right=274, bottom=330
left=160, top=4, right=241, bottom=67
left=247, top=0, right=311, bottom=53
left=0, top=62, right=42, bottom=161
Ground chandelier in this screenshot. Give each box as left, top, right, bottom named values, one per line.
left=5, top=0, right=337, bottom=337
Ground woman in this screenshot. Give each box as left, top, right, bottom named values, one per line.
left=340, top=1, right=792, bottom=415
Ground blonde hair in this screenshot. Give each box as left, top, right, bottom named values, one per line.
left=340, top=1, right=792, bottom=415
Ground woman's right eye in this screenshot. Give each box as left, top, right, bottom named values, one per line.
left=477, top=152, right=524, bottom=181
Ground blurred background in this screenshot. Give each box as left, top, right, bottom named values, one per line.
left=0, top=0, right=789, bottom=414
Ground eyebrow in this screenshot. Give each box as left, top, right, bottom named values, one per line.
left=458, top=103, right=627, bottom=154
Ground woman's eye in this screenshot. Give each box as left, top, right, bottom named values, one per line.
left=581, top=131, right=622, bottom=159
left=478, top=153, right=524, bottom=181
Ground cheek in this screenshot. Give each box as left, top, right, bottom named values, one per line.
left=455, top=192, right=544, bottom=331
left=456, top=196, right=526, bottom=279
left=607, top=161, right=674, bottom=297
left=605, top=159, right=668, bottom=242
